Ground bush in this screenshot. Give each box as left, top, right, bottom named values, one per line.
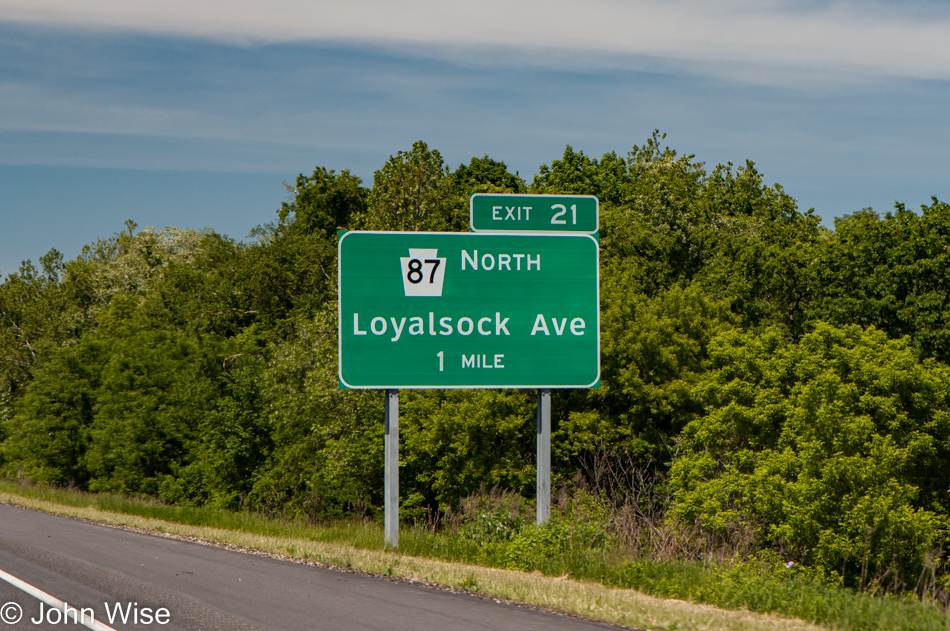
left=671, top=323, right=950, bottom=591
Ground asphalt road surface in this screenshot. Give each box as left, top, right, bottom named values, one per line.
left=0, top=503, right=623, bottom=631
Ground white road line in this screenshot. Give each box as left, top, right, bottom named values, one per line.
left=0, top=566, right=118, bottom=631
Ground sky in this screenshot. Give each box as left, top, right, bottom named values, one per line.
left=1, top=0, right=949, bottom=276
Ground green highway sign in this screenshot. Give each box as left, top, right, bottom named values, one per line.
left=470, top=194, right=599, bottom=234
left=338, top=231, right=599, bottom=389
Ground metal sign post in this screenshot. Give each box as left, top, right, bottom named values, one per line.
left=384, top=389, right=399, bottom=547
left=536, top=389, right=551, bottom=524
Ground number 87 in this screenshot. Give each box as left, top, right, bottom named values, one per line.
left=406, top=258, right=441, bottom=284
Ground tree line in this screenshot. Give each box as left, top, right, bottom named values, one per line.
left=3, top=133, right=950, bottom=594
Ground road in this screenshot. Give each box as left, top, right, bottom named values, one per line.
left=0, top=503, right=622, bottom=631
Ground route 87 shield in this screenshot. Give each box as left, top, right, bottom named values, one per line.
left=338, top=231, right=600, bottom=389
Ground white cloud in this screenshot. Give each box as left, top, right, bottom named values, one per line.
left=2, top=0, right=949, bottom=83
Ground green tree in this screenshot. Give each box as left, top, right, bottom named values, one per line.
left=810, top=199, right=950, bottom=361
left=531, top=145, right=628, bottom=207
left=400, top=389, right=536, bottom=513
left=172, top=354, right=269, bottom=508
left=553, top=282, right=734, bottom=499
left=84, top=330, right=214, bottom=497
left=452, top=155, right=526, bottom=195
left=670, top=323, right=950, bottom=589
left=598, top=133, right=708, bottom=291
left=279, top=167, right=367, bottom=240
left=696, top=161, right=825, bottom=335
left=1, top=336, right=109, bottom=486
left=358, top=141, right=460, bottom=231
left=73, top=295, right=221, bottom=497
left=235, top=169, right=366, bottom=333
left=136, top=231, right=251, bottom=337
left=0, top=250, right=73, bottom=422
left=248, top=308, right=382, bottom=520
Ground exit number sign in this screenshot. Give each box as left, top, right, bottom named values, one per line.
left=470, top=194, right=598, bottom=234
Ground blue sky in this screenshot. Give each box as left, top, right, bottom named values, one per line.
left=2, top=1, right=949, bottom=276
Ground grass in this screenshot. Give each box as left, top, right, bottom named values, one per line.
left=2, top=482, right=948, bottom=631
